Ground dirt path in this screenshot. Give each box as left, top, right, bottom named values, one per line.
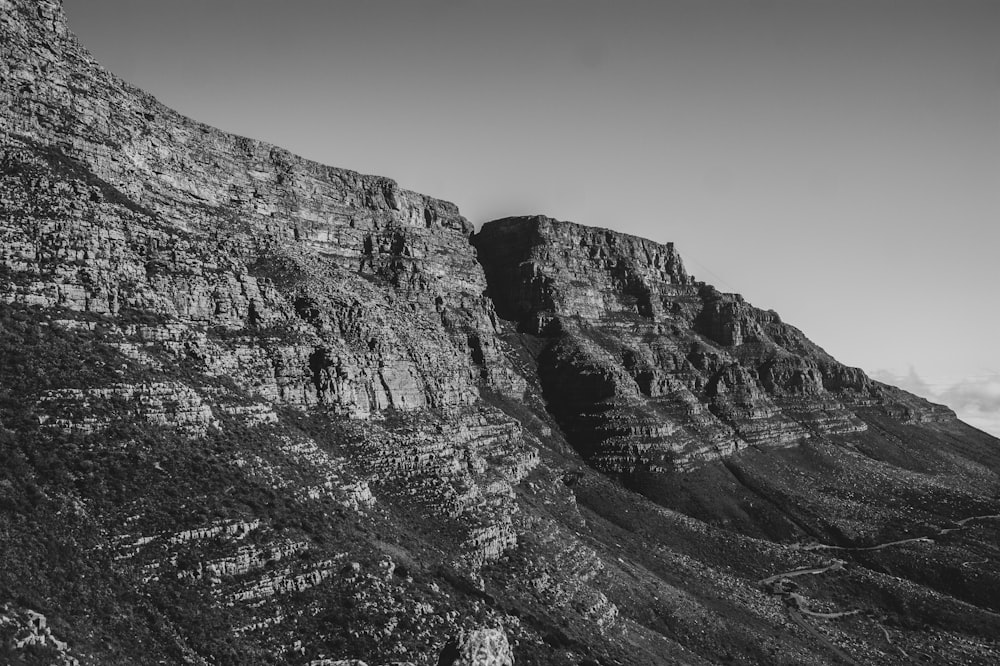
left=798, top=513, right=1000, bottom=553
left=760, top=512, right=1000, bottom=664
left=879, top=624, right=910, bottom=660
left=789, top=593, right=863, bottom=620
left=955, top=513, right=1000, bottom=527
left=759, top=560, right=844, bottom=586
left=760, top=562, right=864, bottom=664
left=801, top=536, right=933, bottom=553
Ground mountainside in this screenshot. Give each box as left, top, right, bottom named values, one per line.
left=2, top=2, right=1000, bottom=665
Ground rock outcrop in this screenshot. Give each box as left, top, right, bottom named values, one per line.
left=0, top=606, right=80, bottom=665
left=438, top=628, right=514, bottom=666
left=473, top=215, right=951, bottom=472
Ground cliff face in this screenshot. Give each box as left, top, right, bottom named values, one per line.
left=473, top=216, right=949, bottom=472
left=3, top=2, right=1000, bottom=666
left=1, top=0, right=522, bottom=416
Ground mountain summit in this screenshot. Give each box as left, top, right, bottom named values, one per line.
left=2, top=2, right=999, bottom=664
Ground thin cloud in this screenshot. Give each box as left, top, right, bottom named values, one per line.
left=957, top=412, right=1000, bottom=439
left=871, top=366, right=934, bottom=400
left=939, top=374, right=1000, bottom=413
left=871, top=367, right=1000, bottom=438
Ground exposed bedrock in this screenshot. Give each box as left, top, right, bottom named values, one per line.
left=473, top=215, right=952, bottom=473
left=0, top=0, right=526, bottom=416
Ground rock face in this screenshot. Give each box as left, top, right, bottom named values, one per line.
left=1, top=0, right=522, bottom=417
left=3, top=2, right=1000, bottom=666
left=474, top=215, right=951, bottom=471
left=438, top=628, right=514, bottom=666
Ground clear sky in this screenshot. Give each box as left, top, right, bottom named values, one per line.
left=63, top=1, right=1000, bottom=435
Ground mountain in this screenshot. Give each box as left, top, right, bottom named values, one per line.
left=2, top=1, right=1000, bottom=664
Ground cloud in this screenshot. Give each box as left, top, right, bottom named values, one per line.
left=938, top=374, right=1000, bottom=438
left=956, top=411, right=1000, bottom=439
left=939, top=375, right=1000, bottom=413
left=871, top=367, right=1000, bottom=438
left=870, top=366, right=935, bottom=401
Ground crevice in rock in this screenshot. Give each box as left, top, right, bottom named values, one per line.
left=308, top=347, right=331, bottom=400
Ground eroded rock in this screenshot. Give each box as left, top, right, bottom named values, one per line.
left=438, top=628, right=514, bottom=666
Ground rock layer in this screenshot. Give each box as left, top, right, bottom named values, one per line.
left=473, top=215, right=952, bottom=471
left=1, top=0, right=522, bottom=419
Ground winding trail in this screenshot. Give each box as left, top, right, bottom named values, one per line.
left=759, top=560, right=845, bottom=586
left=760, top=562, right=865, bottom=665
left=955, top=513, right=1000, bottom=527
left=798, top=513, right=1000, bottom=553
left=789, top=593, right=863, bottom=620
left=760, top=512, right=1000, bottom=664
left=801, top=536, right=933, bottom=553
left=879, top=625, right=910, bottom=660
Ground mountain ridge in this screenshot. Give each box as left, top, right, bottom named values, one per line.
left=2, top=2, right=1000, bottom=665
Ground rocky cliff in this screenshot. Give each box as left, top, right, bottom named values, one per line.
left=473, top=215, right=951, bottom=472
left=2, top=2, right=1000, bottom=665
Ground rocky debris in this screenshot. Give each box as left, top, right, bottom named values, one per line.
left=438, top=628, right=514, bottom=666
left=0, top=606, right=80, bottom=666
left=113, top=518, right=262, bottom=561
left=215, top=400, right=279, bottom=425
left=168, top=519, right=260, bottom=545
left=229, top=557, right=344, bottom=603
left=177, top=539, right=311, bottom=582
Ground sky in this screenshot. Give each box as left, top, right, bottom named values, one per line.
left=63, top=1, right=1000, bottom=436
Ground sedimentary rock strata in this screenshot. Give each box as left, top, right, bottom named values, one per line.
left=1, top=2, right=999, bottom=665
left=473, top=215, right=949, bottom=473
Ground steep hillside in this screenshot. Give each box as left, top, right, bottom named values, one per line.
left=2, top=2, right=1000, bottom=665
